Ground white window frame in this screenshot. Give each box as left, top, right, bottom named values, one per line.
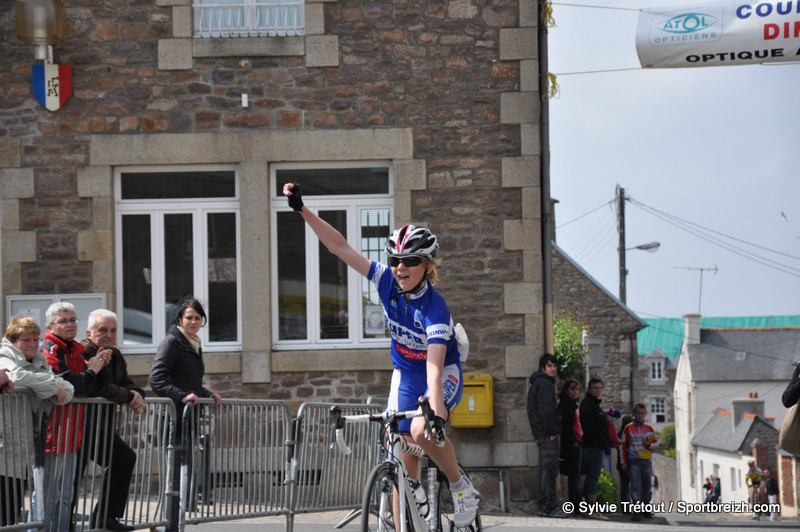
left=650, top=360, right=664, bottom=382
left=650, top=396, right=666, bottom=424
left=114, top=165, right=242, bottom=354
left=270, top=161, right=393, bottom=351
left=193, top=0, right=305, bottom=38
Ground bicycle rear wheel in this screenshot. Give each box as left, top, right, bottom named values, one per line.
left=434, top=464, right=482, bottom=532
left=362, top=462, right=413, bottom=531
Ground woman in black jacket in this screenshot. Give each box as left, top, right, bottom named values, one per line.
left=149, top=298, right=221, bottom=531
left=557, top=380, right=582, bottom=508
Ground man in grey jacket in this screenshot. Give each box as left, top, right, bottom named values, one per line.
left=527, top=353, right=567, bottom=518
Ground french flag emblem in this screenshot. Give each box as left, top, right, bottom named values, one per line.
left=32, top=64, right=72, bottom=112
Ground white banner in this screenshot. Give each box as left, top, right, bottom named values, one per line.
left=636, top=1, right=800, bottom=68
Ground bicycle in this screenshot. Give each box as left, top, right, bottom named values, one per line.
left=331, top=397, right=482, bottom=532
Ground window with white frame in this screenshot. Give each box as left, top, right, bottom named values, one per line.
left=651, top=397, right=666, bottom=424
left=650, top=360, right=664, bottom=382
left=193, top=0, right=305, bottom=38
left=115, top=168, right=241, bottom=353
left=271, top=163, right=393, bottom=350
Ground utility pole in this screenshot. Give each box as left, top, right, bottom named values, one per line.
left=617, top=185, right=626, bottom=304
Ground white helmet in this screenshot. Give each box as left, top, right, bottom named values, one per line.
left=385, top=224, right=439, bottom=258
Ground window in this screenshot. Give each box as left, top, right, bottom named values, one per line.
left=585, top=336, right=604, bottom=368
left=650, top=360, right=663, bottom=382
left=731, top=467, right=737, bottom=491
left=651, top=397, right=666, bottom=424
left=193, top=0, right=305, bottom=38
left=271, top=163, right=393, bottom=350
left=115, top=168, right=241, bottom=353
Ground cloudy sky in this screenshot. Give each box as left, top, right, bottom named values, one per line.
left=547, top=0, right=800, bottom=319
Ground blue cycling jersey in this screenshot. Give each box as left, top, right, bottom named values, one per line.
left=368, top=261, right=462, bottom=372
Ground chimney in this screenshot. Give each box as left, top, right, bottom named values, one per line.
left=732, top=396, right=765, bottom=427
left=751, top=438, right=768, bottom=470
left=550, top=198, right=559, bottom=243
left=683, top=313, right=701, bottom=346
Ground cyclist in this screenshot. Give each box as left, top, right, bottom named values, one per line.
left=282, top=183, right=480, bottom=526
left=744, top=459, right=765, bottom=520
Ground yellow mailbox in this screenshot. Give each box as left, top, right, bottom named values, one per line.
left=450, top=372, right=494, bottom=428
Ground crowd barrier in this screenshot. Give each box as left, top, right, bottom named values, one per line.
left=0, top=390, right=384, bottom=532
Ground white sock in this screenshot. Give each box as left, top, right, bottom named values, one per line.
left=450, top=476, right=469, bottom=492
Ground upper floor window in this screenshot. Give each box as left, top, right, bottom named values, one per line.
left=650, top=360, right=664, bottom=382
left=650, top=397, right=666, bottom=424
left=116, top=167, right=241, bottom=353
left=270, top=163, right=392, bottom=350
left=193, top=0, right=305, bottom=38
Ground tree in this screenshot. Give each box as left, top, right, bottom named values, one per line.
left=553, top=313, right=588, bottom=382
left=661, top=424, right=676, bottom=459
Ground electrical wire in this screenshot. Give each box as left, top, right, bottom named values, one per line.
left=557, top=198, right=614, bottom=228
left=627, top=198, right=800, bottom=279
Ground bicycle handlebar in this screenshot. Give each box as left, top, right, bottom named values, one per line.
left=329, top=397, right=446, bottom=455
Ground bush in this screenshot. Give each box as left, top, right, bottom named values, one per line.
left=596, top=468, right=619, bottom=505
left=660, top=425, right=676, bottom=452
left=553, top=313, right=588, bottom=382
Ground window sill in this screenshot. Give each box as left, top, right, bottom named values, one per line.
left=193, top=36, right=304, bottom=58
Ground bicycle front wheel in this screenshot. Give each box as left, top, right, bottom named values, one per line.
left=362, top=462, right=412, bottom=531
left=435, top=464, right=482, bottom=532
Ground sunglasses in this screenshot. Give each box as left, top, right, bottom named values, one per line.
left=388, top=256, right=424, bottom=268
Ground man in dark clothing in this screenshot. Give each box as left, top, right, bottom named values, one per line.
left=527, top=353, right=567, bottom=518
left=580, top=377, right=611, bottom=506
left=764, top=468, right=779, bottom=521
left=79, top=309, right=145, bottom=532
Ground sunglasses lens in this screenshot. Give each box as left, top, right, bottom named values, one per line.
left=389, top=256, right=423, bottom=267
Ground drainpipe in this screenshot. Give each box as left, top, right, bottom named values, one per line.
left=538, top=0, right=554, bottom=355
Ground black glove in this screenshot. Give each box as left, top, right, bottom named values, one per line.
left=287, top=183, right=304, bottom=212
left=433, top=415, right=446, bottom=445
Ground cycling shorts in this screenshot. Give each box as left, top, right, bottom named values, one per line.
left=387, top=364, right=463, bottom=432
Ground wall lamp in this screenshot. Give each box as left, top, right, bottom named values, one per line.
left=15, top=0, right=65, bottom=63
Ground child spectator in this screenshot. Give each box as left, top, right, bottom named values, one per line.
left=621, top=403, right=658, bottom=521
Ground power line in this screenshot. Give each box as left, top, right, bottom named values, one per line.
left=627, top=198, right=800, bottom=279
left=557, top=199, right=614, bottom=228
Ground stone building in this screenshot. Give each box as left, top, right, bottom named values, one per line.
left=551, top=242, right=647, bottom=413
left=2, top=0, right=546, bottom=513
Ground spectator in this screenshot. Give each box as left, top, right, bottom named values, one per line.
left=617, top=414, right=633, bottom=510
left=579, top=377, right=611, bottom=514
left=707, top=474, right=721, bottom=503
left=621, top=403, right=658, bottom=521
left=79, top=309, right=145, bottom=532
left=42, top=302, right=108, bottom=532
left=557, top=379, right=582, bottom=510
left=527, top=354, right=566, bottom=518
left=150, top=298, right=221, bottom=532
left=764, top=468, right=779, bottom=521
left=702, top=477, right=713, bottom=501
left=0, top=317, right=73, bottom=526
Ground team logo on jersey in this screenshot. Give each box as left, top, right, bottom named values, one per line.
left=414, top=309, right=423, bottom=330
left=32, top=64, right=72, bottom=111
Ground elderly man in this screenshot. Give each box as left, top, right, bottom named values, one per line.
left=80, top=309, right=144, bottom=532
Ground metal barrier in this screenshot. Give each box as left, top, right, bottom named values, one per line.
left=179, top=399, right=293, bottom=527
left=291, top=403, right=383, bottom=514
left=1, top=393, right=384, bottom=532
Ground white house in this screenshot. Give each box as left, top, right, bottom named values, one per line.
left=690, top=399, right=778, bottom=504
left=673, top=314, right=800, bottom=503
